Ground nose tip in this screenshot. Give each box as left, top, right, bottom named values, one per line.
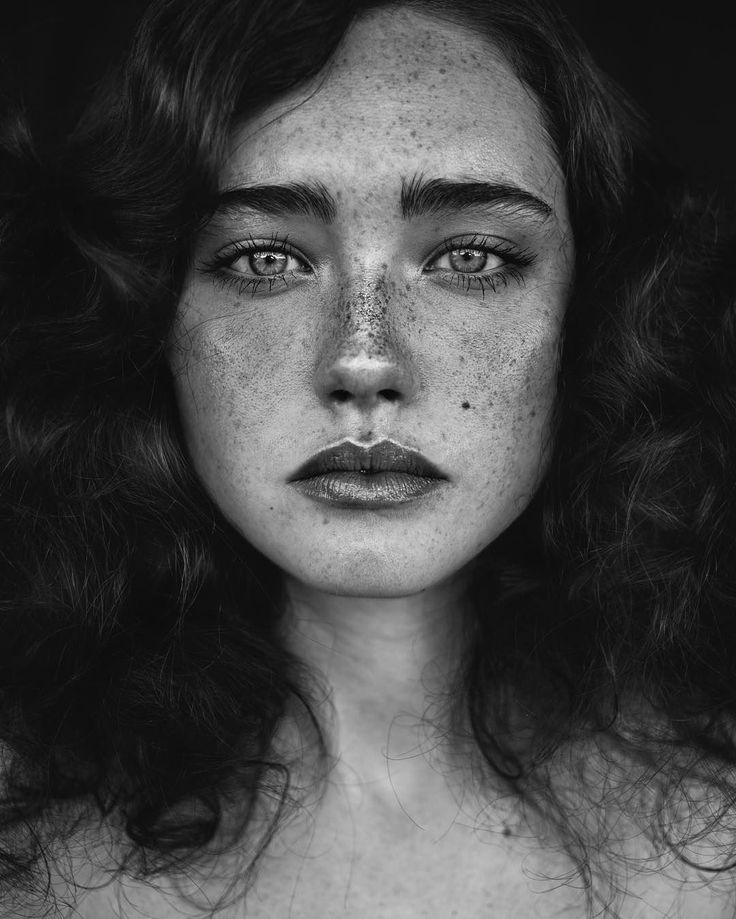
left=318, top=352, right=416, bottom=410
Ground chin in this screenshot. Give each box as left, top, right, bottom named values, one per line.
left=282, top=545, right=475, bottom=600
left=295, top=565, right=435, bottom=599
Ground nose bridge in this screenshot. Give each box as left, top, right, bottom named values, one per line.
left=314, top=271, right=419, bottom=408
left=337, top=272, right=393, bottom=352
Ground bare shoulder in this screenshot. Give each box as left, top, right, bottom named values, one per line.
left=12, top=739, right=736, bottom=919
left=57, top=797, right=736, bottom=919
left=66, top=842, right=736, bottom=919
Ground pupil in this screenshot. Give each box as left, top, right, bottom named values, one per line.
left=251, top=252, right=287, bottom=276
left=449, top=248, right=486, bottom=273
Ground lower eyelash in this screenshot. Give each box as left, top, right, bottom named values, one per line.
left=448, top=266, right=526, bottom=298
left=196, top=234, right=308, bottom=297
left=198, top=236, right=532, bottom=299
left=201, top=271, right=296, bottom=298
left=204, top=265, right=526, bottom=300
left=427, top=236, right=534, bottom=297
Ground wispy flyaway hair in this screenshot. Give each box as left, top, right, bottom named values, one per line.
left=1, top=1, right=735, bottom=915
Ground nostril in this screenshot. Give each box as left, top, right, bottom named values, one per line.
left=329, top=389, right=401, bottom=404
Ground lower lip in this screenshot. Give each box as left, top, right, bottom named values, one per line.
left=290, top=471, right=446, bottom=507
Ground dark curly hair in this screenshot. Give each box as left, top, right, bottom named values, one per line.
left=1, top=0, right=735, bottom=915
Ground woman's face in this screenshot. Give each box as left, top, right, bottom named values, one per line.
left=169, top=6, right=574, bottom=599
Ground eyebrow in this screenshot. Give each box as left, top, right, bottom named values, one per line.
left=212, top=180, right=337, bottom=223
left=400, top=173, right=553, bottom=222
left=210, top=174, right=553, bottom=225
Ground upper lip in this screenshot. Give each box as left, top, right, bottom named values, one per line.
left=289, top=439, right=447, bottom=480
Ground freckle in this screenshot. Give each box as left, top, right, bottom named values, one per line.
left=439, top=68, right=446, bottom=74
left=461, top=401, right=471, bottom=410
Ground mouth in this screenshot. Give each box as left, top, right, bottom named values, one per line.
left=288, top=439, right=447, bottom=481
left=288, top=439, right=449, bottom=508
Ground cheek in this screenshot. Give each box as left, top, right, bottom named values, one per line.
left=449, top=305, right=561, bottom=411
left=167, top=310, right=286, bottom=491
left=496, top=326, right=560, bottom=427
left=457, top=319, right=561, bottom=496
left=168, top=301, right=299, bottom=440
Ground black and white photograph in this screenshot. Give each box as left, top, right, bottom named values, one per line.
left=1, top=2, right=735, bottom=917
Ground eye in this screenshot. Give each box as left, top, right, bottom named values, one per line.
left=430, top=246, right=504, bottom=275
left=229, top=248, right=307, bottom=278
left=423, top=235, right=535, bottom=297
left=197, top=235, right=313, bottom=297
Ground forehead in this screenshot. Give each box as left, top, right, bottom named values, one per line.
left=222, top=6, right=564, bottom=212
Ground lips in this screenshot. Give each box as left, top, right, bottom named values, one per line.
left=289, top=439, right=447, bottom=481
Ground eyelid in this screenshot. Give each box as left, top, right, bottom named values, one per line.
left=210, top=234, right=314, bottom=271
left=194, top=234, right=316, bottom=299
left=422, top=233, right=532, bottom=271
left=202, top=232, right=528, bottom=272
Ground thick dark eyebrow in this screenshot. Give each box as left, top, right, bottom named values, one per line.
left=400, top=174, right=553, bottom=222
left=208, top=174, right=553, bottom=226
left=211, top=180, right=337, bottom=223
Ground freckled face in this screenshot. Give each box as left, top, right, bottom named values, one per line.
left=168, top=7, right=574, bottom=598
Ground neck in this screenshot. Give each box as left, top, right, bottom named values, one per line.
left=279, top=572, right=475, bottom=822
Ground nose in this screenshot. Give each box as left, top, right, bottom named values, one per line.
left=313, top=279, right=420, bottom=412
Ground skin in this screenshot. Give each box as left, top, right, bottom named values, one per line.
left=170, top=5, right=572, bottom=693
left=165, top=9, right=577, bottom=909
left=171, top=15, right=572, bottom=609
left=64, top=7, right=734, bottom=919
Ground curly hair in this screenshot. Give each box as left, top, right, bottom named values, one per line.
left=1, top=0, right=735, bottom=915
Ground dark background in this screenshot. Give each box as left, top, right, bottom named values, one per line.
left=1, top=0, right=734, bottom=203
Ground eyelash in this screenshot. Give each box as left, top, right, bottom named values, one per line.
left=197, top=232, right=535, bottom=299
left=197, top=233, right=310, bottom=298
left=424, top=233, right=534, bottom=298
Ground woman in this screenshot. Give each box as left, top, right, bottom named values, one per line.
left=1, top=0, right=735, bottom=916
